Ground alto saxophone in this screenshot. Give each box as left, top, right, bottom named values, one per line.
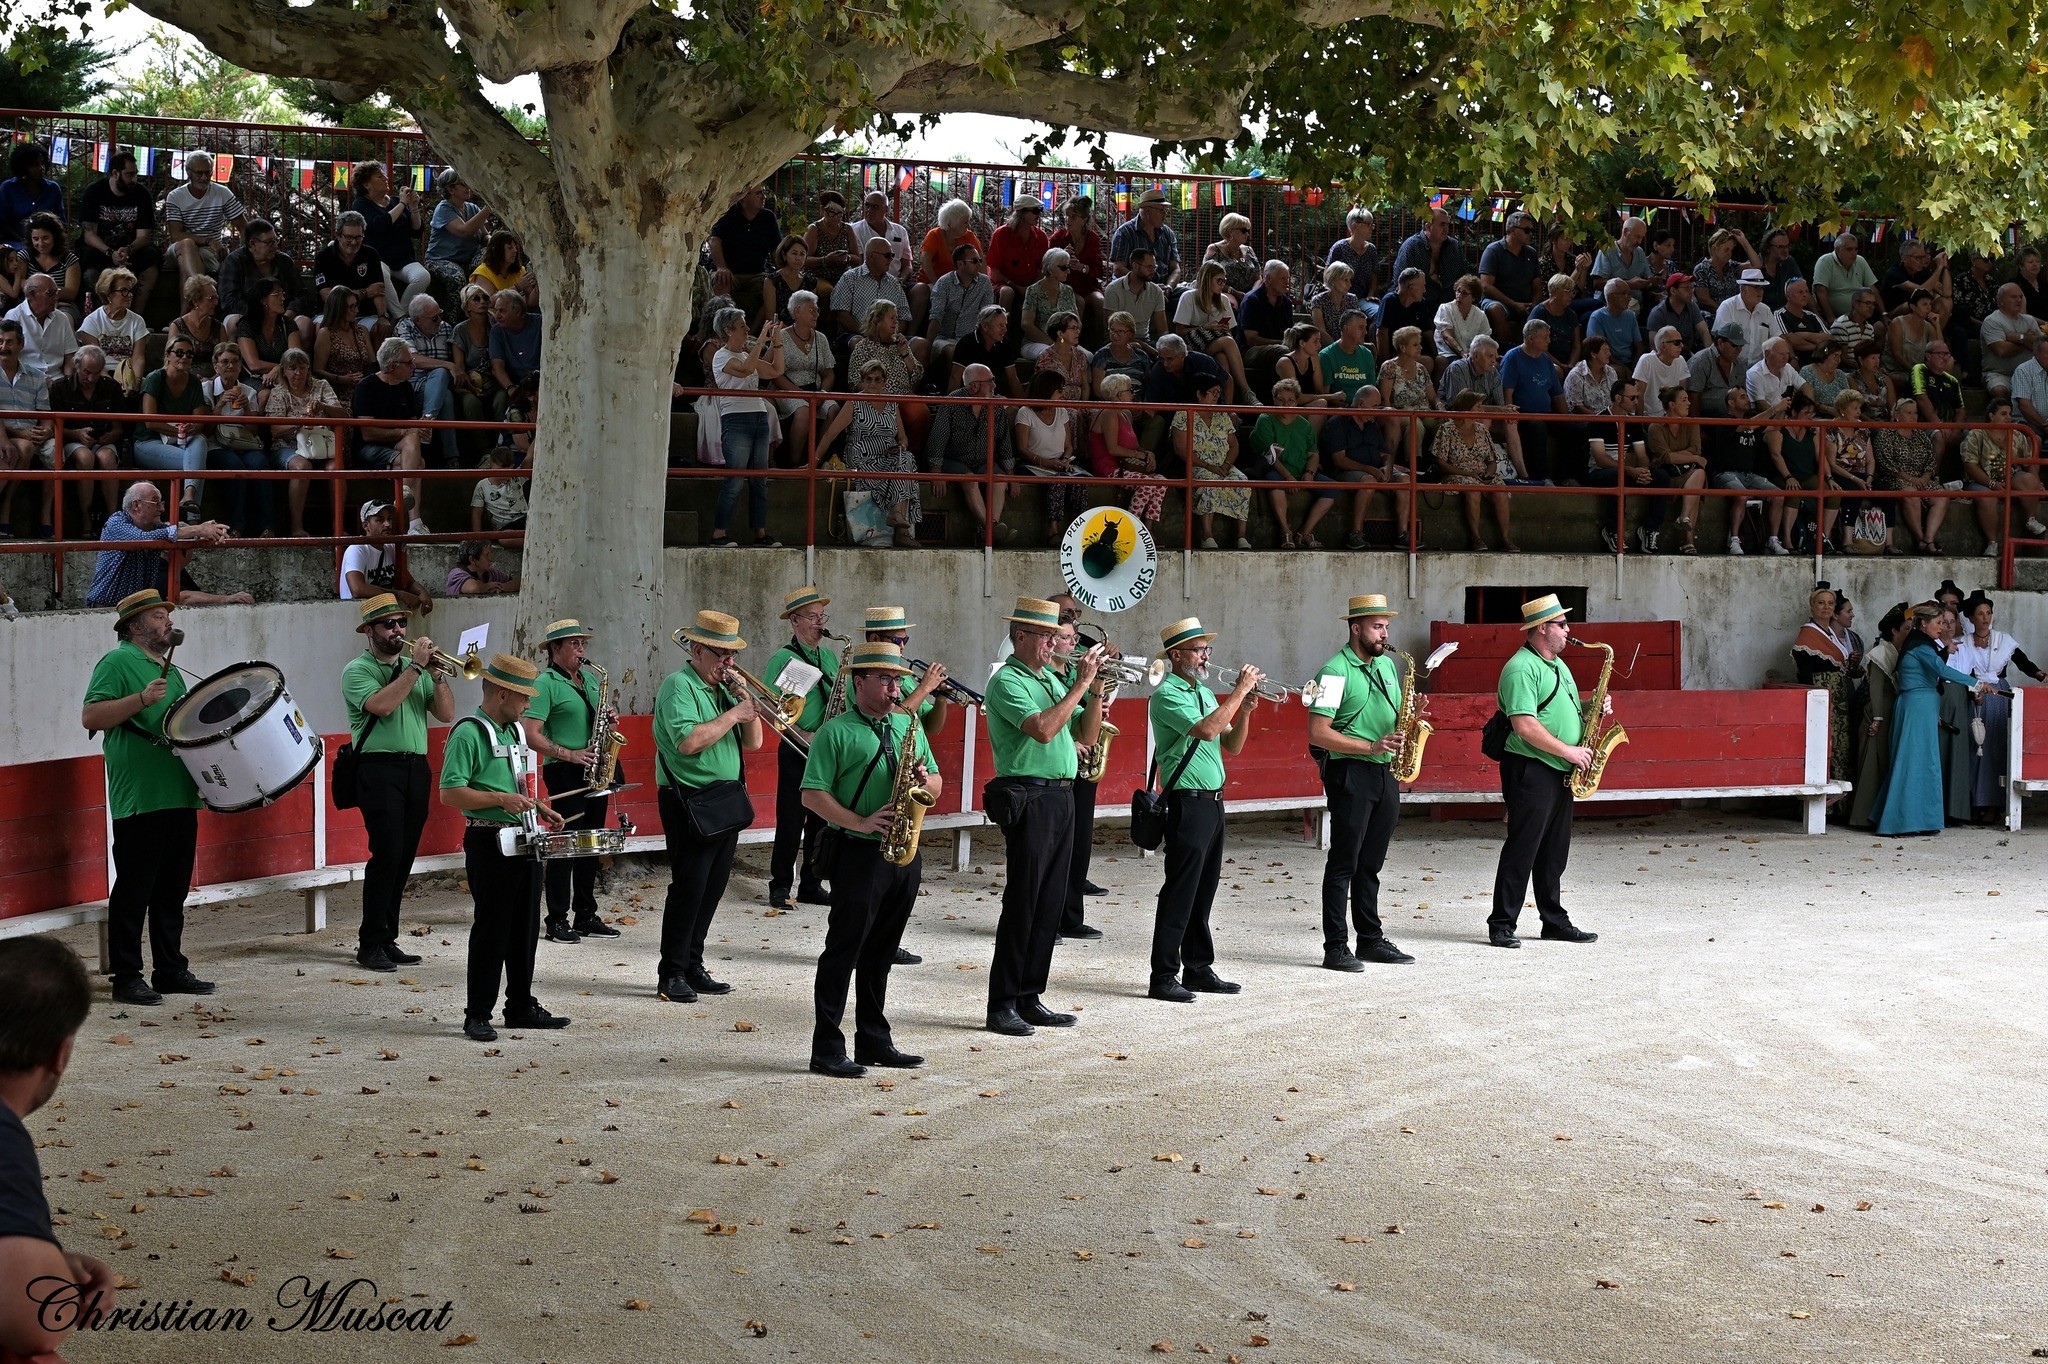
left=1076, top=639, right=1119, bottom=784
left=1387, top=650, right=1433, bottom=784
left=880, top=712, right=937, bottom=867
left=1567, top=640, right=1629, bottom=798
left=820, top=633, right=856, bottom=723
left=584, top=662, right=631, bottom=791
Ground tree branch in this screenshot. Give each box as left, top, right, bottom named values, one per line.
left=879, top=62, right=1245, bottom=141
left=438, top=0, right=653, bottom=85
left=124, top=0, right=450, bottom=88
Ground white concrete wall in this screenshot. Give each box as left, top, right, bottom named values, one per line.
left=5, top=596, right=517, bottom=766
left=11, top=549, right=2041, bottom=765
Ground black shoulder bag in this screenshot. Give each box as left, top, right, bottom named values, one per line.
left=1129, top=741, right=1203, bottom=852
left=656, top=746, right=755, bottom=839
left=1480, top=650, right=1564, bottom=763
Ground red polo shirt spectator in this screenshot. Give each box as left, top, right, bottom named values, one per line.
left=987, top=206, right=1051, bottom=294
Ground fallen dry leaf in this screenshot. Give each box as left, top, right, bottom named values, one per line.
left=622, top=1299, right=649, bottom=1311
left=1595, top=1279, right=1619, bottom=1289
left=440, top=1332, right=478, bottom=1346
left=745, top=1320, right=767, bottom=1337
left=1182, top=1238, right=1208, bottom=1249
left=1788, top=1311, right=1811, bottom=1320
left=1333, top=1282, right=1355, bottom=1292
left=1855, top=1201, right=1874, bottom=1211
left=1153, top=1153, right=1184, bottom=1163
left=1151, top=1343, right=1175, bottom=1354
left=731, top=1022, right=756, bottom=1033
left=325, top=1248, right=356, bottom=1260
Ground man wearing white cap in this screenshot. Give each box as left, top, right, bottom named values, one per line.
left=1488, top=595, right=1603, bottom=949
left=1710, top=267, right=1783, bottom=369
left=1145, top=618, right=1261, bottom=1002
left=339, top=498, right=432, bottom=612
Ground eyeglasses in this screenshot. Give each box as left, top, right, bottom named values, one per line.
left=166, top=348, right=195, bottom=358
left=110, top=287, right=135, bottom=296
left=375, top=618, right=409, bottom=632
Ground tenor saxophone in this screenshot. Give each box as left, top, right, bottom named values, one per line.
left=880, top=713, right=937, bottom=867
left=1387, top=650, right=1433, bottom=784
left=820, top=633, right=856, bottom=722
left=1567, top=640, right=1629, bottom=798
left=584, top=662, right=630, bottom=791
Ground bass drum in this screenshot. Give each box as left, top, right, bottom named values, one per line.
left=162, top=662, right=323, bottom=813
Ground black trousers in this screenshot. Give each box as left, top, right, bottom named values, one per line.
left=463, top=827, right=541, bottom=1021
left=658, top=784, right=740, bottom=980
left=769, top=740, right=824, bottom=898
left=539, top=761, right=609, bottom=925
left=1061, top=778, right=1099, bottom=932
left=107, top=807, right=196, bottom=983
left=356, top=753, right=431, bottom=952
left=988, top=783, right=1073, bottom=1013
left=1491, top=753, right=1575, bottom=932
left=1321, top=758, right=1401, bottom=951
left=812, top=839, right=919, bottom=1059
left=1149, top=791, right=1223, bottom=981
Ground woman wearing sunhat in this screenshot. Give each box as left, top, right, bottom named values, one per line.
left=521, top=618, right=623, bottom=944
left=1145, top=618, right=1262, bottom=1003
left=1488, top=594, right=1602, bottom=949
left=440, top=652, right=570, bottom=1041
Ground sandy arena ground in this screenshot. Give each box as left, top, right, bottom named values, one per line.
left=28, top=811, right=2048, bottom=1363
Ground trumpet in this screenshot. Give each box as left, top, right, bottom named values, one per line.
left=1196, top=663, right=1323, bottom=705
left=427, top=644, right=484, bottom=681
left=1098, top=654, right=1170, bottom=689
left=908, top=659, right=985, bottom=710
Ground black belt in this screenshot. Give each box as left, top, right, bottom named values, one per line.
left=356, top=750, right=428, bottom=763
left=1168, top=788, right=1223, bottom=801
left=1011, top=776, right=1073, bottom=788
left=465, top=817, right=515, bottom=830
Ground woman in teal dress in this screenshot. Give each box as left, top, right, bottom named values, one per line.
left=1871, top=605, right=1992, bottom=836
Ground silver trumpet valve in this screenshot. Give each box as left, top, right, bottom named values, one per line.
left=908, top=659, right=985, bottom=710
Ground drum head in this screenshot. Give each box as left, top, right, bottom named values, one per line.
left=164, top=662, right=285, bottom=744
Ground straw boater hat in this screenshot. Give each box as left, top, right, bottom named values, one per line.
left=543, top=618, right=594, bottom=643
left=354, top=593, right=406, bottom=632
left=114, top=588, right=173, bottom=627
left=779, top=585, right=829, bottom=619
left=1344, top=594, right=1398, bottom=620
left=678, top=610, right=746, bottom=650
left=1520, top=594, right=1572, bottom=629
left=481, top=653, right=541, bottom=697
left=1002, top=596, right=1063, bottom=628
left=1158, top=617, right=1218, bottom=654
left=863, top=606, right=915, bottom=634
left=845, top=641, right=915, bottom=674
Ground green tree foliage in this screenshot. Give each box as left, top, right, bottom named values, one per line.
left=88, top=25, right=286, bottom=123
left=272, top=77, right=406, bottom=131
left=1, top=25, right=114, bottom=109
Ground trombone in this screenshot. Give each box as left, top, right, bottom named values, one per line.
left=908, top=659, right=985, bottom=711
left=427, top=643, right=484, bottom=680
left=667, top=625, right=809, bottom=753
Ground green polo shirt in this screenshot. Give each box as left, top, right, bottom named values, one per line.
left=85, top=641, right=201, bottom=820
left=655, top=665, right=740, bottom=788
left=1307, top=646, right=1402, bottom=763
left=985, top=658, right=1078, bottom=780
left=525, top=663, right=599, bottom=752
left=439, top=711, right=527, bottom=823
left=341, top=651, right=437, bottom=755
left=765, top=637, right=839, bottom=733
left=894, top=673, right=936, bottom=719
left=1148, top=671, right=1226, bottom=791
left=1498, top=646, right=1583, bottom=771
left=801, top=708, right=936, bottom=842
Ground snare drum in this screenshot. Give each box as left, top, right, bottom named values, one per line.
left=529, top=828, right=631, bottom=860
left=162, top=662, right=323, bottom=812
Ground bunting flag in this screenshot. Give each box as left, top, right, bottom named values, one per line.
left=95, top=141, right=111, bottom=173
left=1220, top=182, right=1233, bottom=207
left=1001, top=178, right=1015, bottom=207
left=133, top=146, right=155, bottom=176
left=971, top=173, right=987, bottom=203
left=1429, top=190, right=1449, bottom=210
left=1039, top=180, right=1055, bottom=212
left=257, top=156, right=272, bottom=174
left=298, top=160, right=316, bottom=192
left=1212, top=181, right=1226, bottom=208
left=1180, top=180, right=1197, bottom=210
left=897, top=164, right=916, bottom=194
left=410, top=165, right=430, bottom=192
left=1868, top=219, right=1885, bottom=244
left=169, top=150, right=186, bottom=180
left=1306, top=187, right=1325, bottom=207
left=333, top=162, right=351, bottom=189
left=213, top=153, right=234, bottom=180
left=1283, top=186, right=1301, bottom=206
left=1115, top=182, right=1129, bottom=212
left=48, top=136, right=69, bottom=167
left=1458, top=197, right=1477, bottom=221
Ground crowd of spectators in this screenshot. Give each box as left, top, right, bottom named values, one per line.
left=8, top=130, right=2048, bottom=582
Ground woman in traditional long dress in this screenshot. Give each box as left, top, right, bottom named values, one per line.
left=1851, top=603, right=1910, bottom=829
left=1949, top=591, right=2048, bottom=817
left=1934, top=607, right=1975, bottom=823
left=1872, top=605, right=1992, bottom=837
left=1790, top=584, right=1852, bottom=783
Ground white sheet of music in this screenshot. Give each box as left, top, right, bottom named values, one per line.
left=775, top=659, right=824, bottom=697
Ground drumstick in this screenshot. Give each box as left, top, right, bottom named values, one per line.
left=159, top=627, right=186, bottom=680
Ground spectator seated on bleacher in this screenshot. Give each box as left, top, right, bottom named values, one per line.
left=1477, top=211, right=1543, bottom=343
left=1109, top=189, right=1181, bottom=290
left=771, top=289, right=837, bottom=459
left=1876, top=396, right=1945, bottom=554
left=986, top=201, right=1051, bottom=315
left=260, top=347, right=345, bottom=538
left=846, top=299, right=928, bottom=447
left=162, top=152, right=245, bottom=287
left=1434, top=390, right=1520, bottom=552
left=87, top=481, right=244, bottom=608
left=1174, top=261, right=1256, bottom=405
left=1908, top=338, right=1964, bottom=462
left=351, top=338, right=433, bottom=535
left=1978, top=283, right=2044, bottom=398
left=833, top=237, right=911, bottom=344
left=396, top=294, right=463, bottom=466
left=1087, top=370, right=1167, bottom=538
left=1714, top=268, right=1781, bottom=367
left=916, top=197, right=978, bottom=292
left=1050, top=195, right=1106, bottom=318
left=5, top=273, right=76, bottom=380
left=706, top=184, right=780, bottom=322
left=339, top=497, right=430, bottom=610
left=200, top=343, right=273, bottom=539
left=1320, top=308, right=1377, bottom=401
left=0, top=317, right=54, bottom=537
left=1273, top=323, right=1333, bottom=405
left=1324, top=208, right=1382, bottom=306
left=488, top=289, right=542, bottom=418
left=761, top=235, right=818, bottom=328
left=76, top=151, right=162, bottom=320
left=1811, top=232, right=1878, bottom=323
left=1176, top=372, right=1250, bottom=550
left=131, top=337, right=211, bottom=520
left=314, top=287, right=379, bottom=402
left=1018, top=249, right=1079, bottom=362
left=21, top=214, right=82, bottom=323
left=950, top=304, right=1024, bottom=399
left=1887, top=288, right=1943, bottom=379
left=850, top=191, right=921, bottom=329
left=48, top=344, right=130, bottom=534
left=1318, top=384, right=1402, bottom=550
left=1090, top=311, right=1153, bottom=400
left=1237, top=259, right=1297, bottom=359
left=313, top=213, right=391, bottom=338
left=1102, top=248, right=1168, bottom=344
left=445, top=539, right=518, bottom=596
left=1775, top=279, right=1829, bottom=363
left=1647, top=272, right=1710, bottom=355
left=218, top=219, right=314, bottom=344
left=1586, top=278, right=1644, bottom=370
left=1589, top=215, right=1652, bottom=313
left=2012, top=336, right=2048, bottom=440
left=1959, top=395, right=2047, bottom=555
left=470, top=445, right=529, bottom=535
left=924, top=241, right=992, bottom=368
left=1433, top=273, right=1491, bottom=368
left=166, top=276, right=226, bottom=382
left=236, top=278, right=300, bottom=388
left=0, top=143, right=64, bottom=254
left=1797, top=341, right=1850, bottom=417
left=469, top=229, right=538, bottom=309
left=922, top=362, right=1012, bottom=542
left=79, top=270, right=147, bottom=386
left=1307, top=261, right=1360, bottom=348
left=1634, top=326, right=1691, bottom=414
left=1202, top=213, right=1262, bottom=300
left=803, top=190, right=860, bottom=291
left=1377, top=267, right=1439, bottom=378
left=1880, top=239, right=1949, bottom=319
left=425, top=170, right=489, bottom=302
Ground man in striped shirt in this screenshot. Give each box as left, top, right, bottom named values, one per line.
left=163, top=151, right=246, bottom=283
